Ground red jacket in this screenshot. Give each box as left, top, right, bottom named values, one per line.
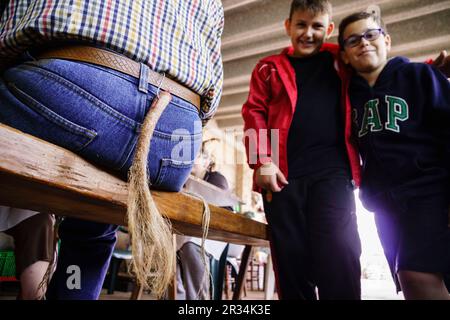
left=242, top=43, right=361, bottom=191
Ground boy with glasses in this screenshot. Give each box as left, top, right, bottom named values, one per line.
left=339, top=12, right=450, bottom=299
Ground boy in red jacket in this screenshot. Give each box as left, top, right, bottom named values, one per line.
left=242, top=0, right=362, bottom=299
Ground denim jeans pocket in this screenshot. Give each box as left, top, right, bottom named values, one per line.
left=154, top=158, right=195, bottom=191
left=6, top=82, right=97, bottom=152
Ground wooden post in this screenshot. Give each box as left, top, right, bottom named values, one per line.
left=264, top=254, right=275, bottom=300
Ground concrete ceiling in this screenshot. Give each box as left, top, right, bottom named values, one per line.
left=215, top=0, right=450, bottom=130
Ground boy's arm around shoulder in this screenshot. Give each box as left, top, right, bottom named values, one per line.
left=428, top=50, right=450, bottom=78
left=422, top=62, right=450, bottom=116
left=242, top=61, right=275, bottom=171
left=421, top=62, right=450, bottom=164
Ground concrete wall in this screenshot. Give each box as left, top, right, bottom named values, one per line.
left=216, top=0, right=450, bottom=128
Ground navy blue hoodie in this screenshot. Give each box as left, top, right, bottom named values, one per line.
left=349, top=56, right=450, bottom=207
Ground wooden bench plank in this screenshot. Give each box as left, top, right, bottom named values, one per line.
left=0, top=124, right=268, bottom=246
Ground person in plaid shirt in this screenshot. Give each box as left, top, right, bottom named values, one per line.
left=0, top=0, right=224, bottom=299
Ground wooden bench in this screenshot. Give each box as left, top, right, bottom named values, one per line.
left=0, top=123, right=269, bottom=299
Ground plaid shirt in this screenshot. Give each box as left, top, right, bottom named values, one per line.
left=0, top=0, right=224, bottom=120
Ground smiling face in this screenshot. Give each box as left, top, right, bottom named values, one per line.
left=285, top=9, right=334, bottom=58
left=341, top=17, right=391, bottom=75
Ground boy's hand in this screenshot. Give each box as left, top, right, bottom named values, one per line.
left=433, top=50, right=450, bottom=78
left=255, top=162, right=288, bottom=192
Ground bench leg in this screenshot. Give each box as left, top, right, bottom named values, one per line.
left=167, top=234, right=177, bottom=300
left=167, top=277, right=177, bottom=300
left=232, top=245, right=252, bottom=300
left=107, top=257, right=120, bottom=294
left=130, top=283, right=143, bottom=300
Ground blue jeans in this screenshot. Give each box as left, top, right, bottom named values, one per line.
left=0, top=55, right=202, bottom=299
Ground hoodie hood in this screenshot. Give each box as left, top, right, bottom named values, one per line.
left=376, top=56, right=410, bottom=86
left=352, top=56, right=410, bottom=90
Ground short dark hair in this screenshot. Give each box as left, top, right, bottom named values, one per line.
left=289, top=0, right=332, bottom=20
left=338, top=11, right=387, bottom=49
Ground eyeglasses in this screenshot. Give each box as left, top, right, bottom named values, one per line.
left=342, top=28, right=385, bottom=48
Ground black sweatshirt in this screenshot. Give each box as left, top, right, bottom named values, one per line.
left=349, top=56, right=450, bottom=205
left=287, top=51, right=349, bottom=179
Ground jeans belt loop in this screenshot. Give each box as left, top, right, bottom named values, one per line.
left=138, top=63, right=149, bottom=94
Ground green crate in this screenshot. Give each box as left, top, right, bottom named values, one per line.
left=0, top=250, right=16, bottom=280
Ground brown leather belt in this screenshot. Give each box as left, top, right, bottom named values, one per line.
left=36, top=45, right=201, bottom=111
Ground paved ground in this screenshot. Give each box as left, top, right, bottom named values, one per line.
left=361, top=279, right=404, bottom=300
left=0, top=278, right=404, bottom=300
left=98, top=279, right=403, bottom=300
